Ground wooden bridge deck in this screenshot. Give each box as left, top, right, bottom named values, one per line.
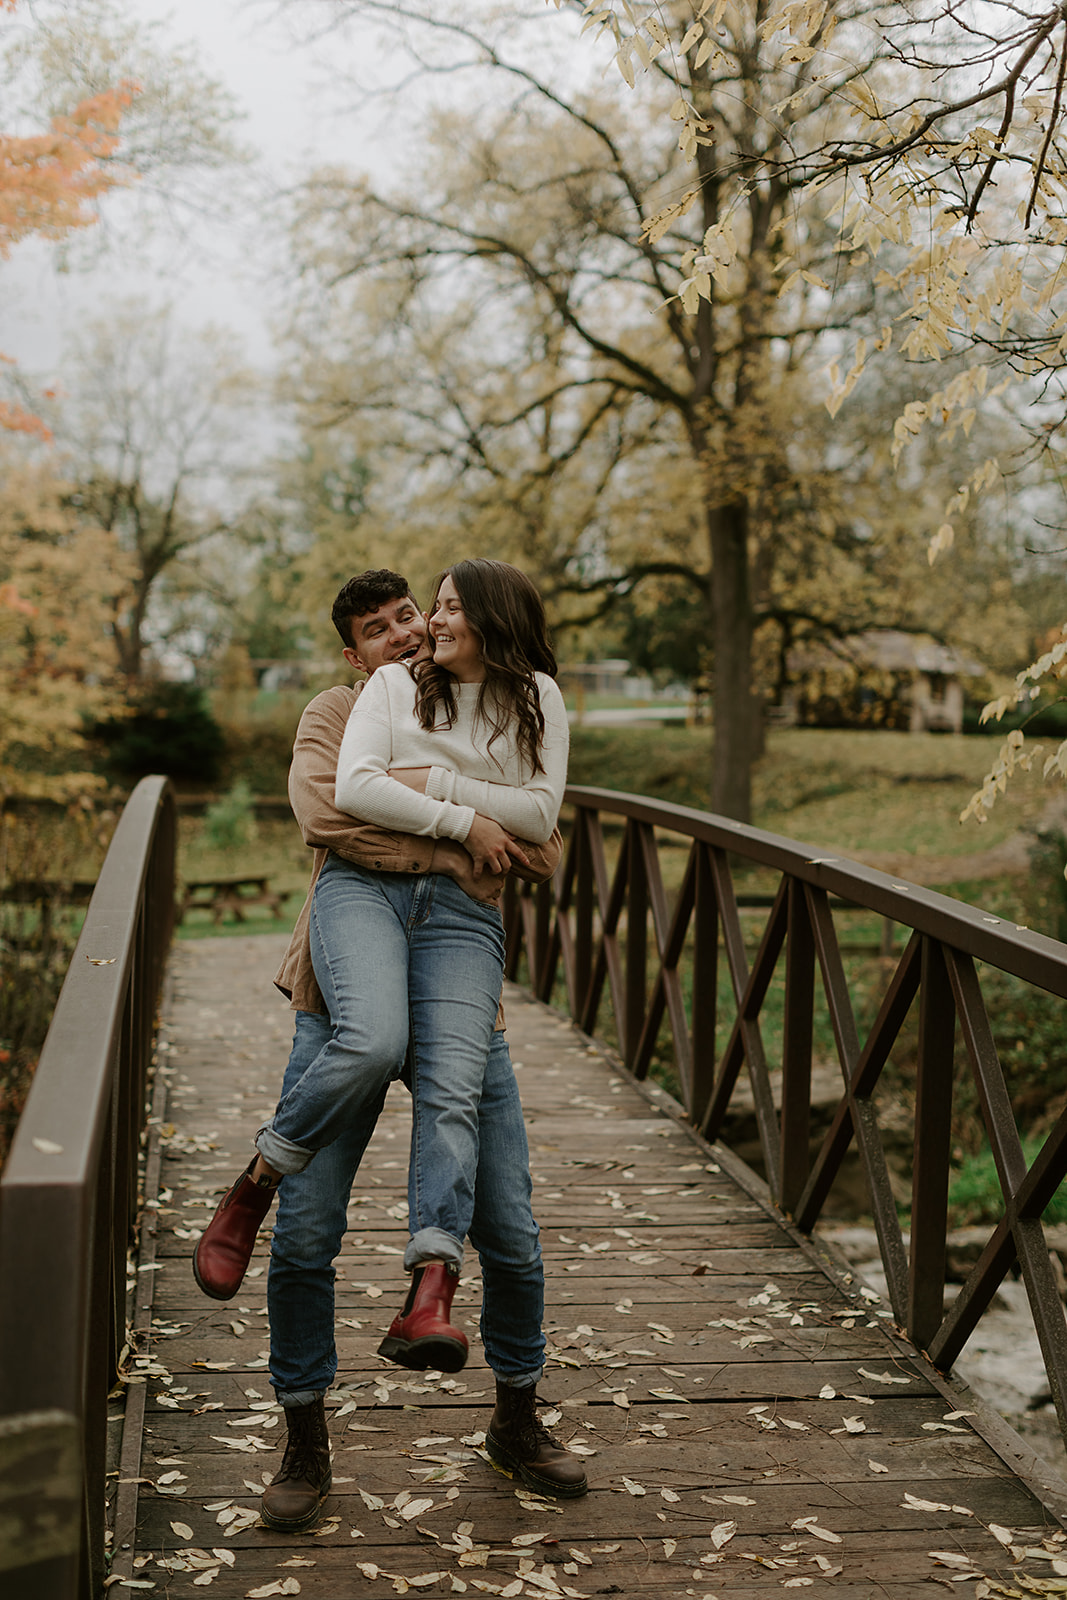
left=109, top=933, right=1067, bottom=1598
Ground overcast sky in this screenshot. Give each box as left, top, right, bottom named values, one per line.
left=2, top=0, right=386, bottom=376
left=2, top=1, right=599, bottom=400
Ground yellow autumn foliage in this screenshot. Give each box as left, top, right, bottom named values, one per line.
left=0, top=446, right=133, bottom=796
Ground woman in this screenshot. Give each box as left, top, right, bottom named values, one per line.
left=195, top=560, right=568, bottom=1375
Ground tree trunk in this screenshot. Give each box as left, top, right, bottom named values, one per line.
left=708, top=496, right=755, bottom=823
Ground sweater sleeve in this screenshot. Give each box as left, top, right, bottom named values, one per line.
left=334, top=668, right=477, bottom=842
left=288, top=685, right=439, bottom=870
left=422, top=676, right=569, bottom=844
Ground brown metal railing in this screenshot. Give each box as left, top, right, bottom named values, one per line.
left=504, top=785, right=1067, bottom=1453
left=0, top=777, right=176, bottom=1599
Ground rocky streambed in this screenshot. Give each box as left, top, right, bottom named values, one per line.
left=818, top=1223, right=1067, bottom=1478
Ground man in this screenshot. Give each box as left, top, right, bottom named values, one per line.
left=194, top=570, right=586, bottom=1529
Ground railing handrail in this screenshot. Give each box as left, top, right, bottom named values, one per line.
left=566, top=786, right=1067, bottom=994
left=0, top=776, right=176, bottom=1598
left=504, top=783, right=1067, bottom=1463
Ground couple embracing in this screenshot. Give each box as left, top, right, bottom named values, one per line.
left=193, top=559, right=587, bottom=1530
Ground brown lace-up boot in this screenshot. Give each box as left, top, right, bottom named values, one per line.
left=377, top=1261, right=468, bottom=1372
left=485, top=1383, right=589, bottom=1499
left=260, top=1397, right=332, bottom=1531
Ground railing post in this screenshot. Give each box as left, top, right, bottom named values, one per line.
left=908, top=936, right=956, bottom=1351
left=573, top=809, right=594, bottom=1020
left=780, top=878, right=814, bottom=1213
left=690, top=843, right=719, bottom=1129
left=624, top=821, right=648, bottom=1070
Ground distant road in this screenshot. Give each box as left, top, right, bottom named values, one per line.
left=568, top=705, right=691, bottom=726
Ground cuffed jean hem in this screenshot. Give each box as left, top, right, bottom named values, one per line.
left=277, top=1388, right=327, bottom=1408
left=493, top=1368, right=543, bottom=1389
left=404, top=1227, right=464, bottom=1271
left=256, top=1121, right=315, bottom=1176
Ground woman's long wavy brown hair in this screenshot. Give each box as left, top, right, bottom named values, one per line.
left=413, top=559, right=557, bottom=776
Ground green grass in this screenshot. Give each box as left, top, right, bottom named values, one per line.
left=948, top=1140, right=1067, bottom=1228
left=174, top=816, right=311, bottom=940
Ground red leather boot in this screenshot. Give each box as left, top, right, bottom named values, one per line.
left=377, top=1261, right=469, bottom=1372
left=193, top=1159, right=279, bottom=1300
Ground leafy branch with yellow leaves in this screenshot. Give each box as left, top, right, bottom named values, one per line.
left=558, top=0, right=1067, bottom=827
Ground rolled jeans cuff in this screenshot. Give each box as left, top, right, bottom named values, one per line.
left=404, top=1228, right=464, bottom=1271
left=494, top=1368, right=543, bottom=1389
left=256, top=1121, right=315, bottom=1175
left=277, top=1388, right=327, bottom=1409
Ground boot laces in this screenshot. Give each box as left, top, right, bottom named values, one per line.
left=515, top=1392, right=561, bottom=1455
left=277, top=1412, right=327, bottom=1484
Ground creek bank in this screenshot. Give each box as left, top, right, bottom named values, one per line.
left=819, top=1223, right=1066, bottom=1478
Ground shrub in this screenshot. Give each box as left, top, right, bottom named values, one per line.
left=86, top=682, right=225, bottom=786
left=948, top=1139, right=1067, bottom=1228
left=202, top=780, right=258, bottom=852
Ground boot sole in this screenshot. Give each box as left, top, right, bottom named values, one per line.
left=260, top=1471, right=333, bottom=1532
left=484, top=1436, right=589, bottom=1500
left=377, top=1333, right=468, bottom=1373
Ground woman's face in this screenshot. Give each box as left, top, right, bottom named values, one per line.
left=429, top=574, right=484, bottom=682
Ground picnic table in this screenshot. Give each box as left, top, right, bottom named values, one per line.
left=177, top=874, right=284, bottom=925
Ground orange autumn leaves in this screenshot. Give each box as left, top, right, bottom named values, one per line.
left=0, top=0, right=139, bottom=439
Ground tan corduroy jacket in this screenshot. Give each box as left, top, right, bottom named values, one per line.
left=273, top=682, right=563, bottom=1016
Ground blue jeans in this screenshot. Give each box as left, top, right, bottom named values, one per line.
left=267, top=1010, right=545, bottom=1399
left=257, top=860, right=505, bottom=1266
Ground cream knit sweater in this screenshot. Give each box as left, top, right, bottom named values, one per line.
left=334, top=664, right=569, bottom=845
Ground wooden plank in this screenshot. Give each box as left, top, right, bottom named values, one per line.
left=114, top=936, right=1067, bottom=1600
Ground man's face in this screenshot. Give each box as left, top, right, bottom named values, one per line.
left=342, top=594, right=429, bottom=676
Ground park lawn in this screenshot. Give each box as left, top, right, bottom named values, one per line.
left=754, top=727, right=1050, bottom=861
left=175, top=815, right=313, bottom=939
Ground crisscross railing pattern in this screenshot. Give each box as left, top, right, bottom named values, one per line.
left=503, top=785, right=1067, bottom=1454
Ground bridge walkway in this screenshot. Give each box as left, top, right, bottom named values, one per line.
left=110, top=933, right=1067, bottom=1598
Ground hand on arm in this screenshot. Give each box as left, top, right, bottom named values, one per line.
left=425, top=676, right=569, bottom=844
left=464, top=813, right=520, bottom=877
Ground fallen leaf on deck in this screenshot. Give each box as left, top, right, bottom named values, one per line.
left=791, top=1517, right=842, bottom=1544
left=710, top=1521, right=737, bottom=1549
left=858, top=1368, right=910, bottom=1385
left=868, top=1460, right=889, bottom=1473
left=170, top=1523, right=194, bottom=1540
left=930, top=1552, right=980, bottom=1571
left=902, top=1494, right=957, bottom=1513
left=621, top=1478, right=645, bottom=1496
left=400, top=1498, right=435, bottom=1521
